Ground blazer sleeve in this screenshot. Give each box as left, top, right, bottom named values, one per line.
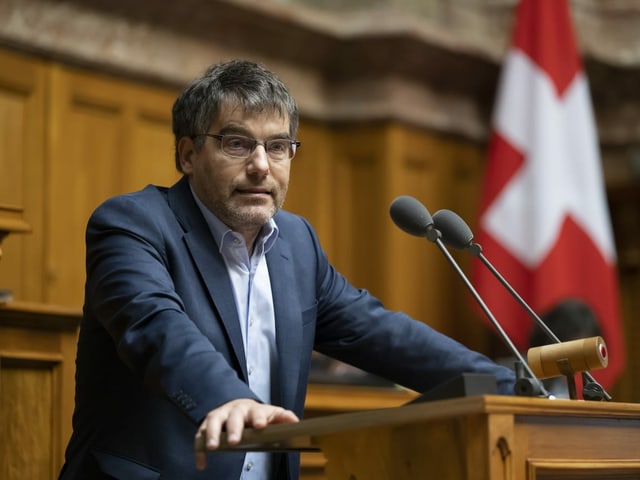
left=286, top=215, right=517, bottom=396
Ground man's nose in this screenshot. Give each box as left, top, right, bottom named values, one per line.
left=246, top=144, right=270, bottom=172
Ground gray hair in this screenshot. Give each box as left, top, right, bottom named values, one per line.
left=172, top=59, right=299, bottom=171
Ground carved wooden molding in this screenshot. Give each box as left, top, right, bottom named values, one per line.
left=2, top=0, right=640, bottom=144
left=0, top=205, right=32, bottom=262
left=0, top=205, right=31, bottom=234
left=528, top=459, right=640, bottom=479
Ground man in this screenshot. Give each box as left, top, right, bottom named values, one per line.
left=59, top=59, right=515, bottom=480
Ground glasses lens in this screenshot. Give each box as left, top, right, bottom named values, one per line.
left=221, top=135, right=254, bottom=158
left=266, top=139, right=293, bottom=160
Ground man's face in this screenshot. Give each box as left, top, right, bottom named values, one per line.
left=179, top=104, right=291, bottom=243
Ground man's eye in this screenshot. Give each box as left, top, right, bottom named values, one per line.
left=268, top=141, right=288, bottom=153
left=226, top=137, right=248, bottom=149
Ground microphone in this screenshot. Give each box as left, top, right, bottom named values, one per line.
left=432, top=208, right=612, bottom=401
left=389, top=196, right=441, bottom=242
left=389, top=196, right=550, bottom=398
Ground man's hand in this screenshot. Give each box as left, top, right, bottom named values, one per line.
left=194, top=398, right=299, bottom=470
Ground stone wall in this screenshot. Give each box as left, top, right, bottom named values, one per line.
left=2, top=0, right=640, bottom=144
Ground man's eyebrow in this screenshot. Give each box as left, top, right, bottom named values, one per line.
left=217, top=125, right=292, bottom=139
left=217, top=124, right=248, bottom=135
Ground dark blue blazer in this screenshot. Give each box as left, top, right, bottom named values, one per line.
left=59, top=176, right=514, bottom=480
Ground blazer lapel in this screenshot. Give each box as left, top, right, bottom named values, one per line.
left=167, top=177, right=248, bottom=378
left=266, top=237, right=303, bottom=410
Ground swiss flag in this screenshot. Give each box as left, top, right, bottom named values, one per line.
left=473, top=0, right=624, bottom=389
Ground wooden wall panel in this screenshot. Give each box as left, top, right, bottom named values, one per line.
left=280, top=121, right=335, bottom=255
left=383, top=126, right=456, bottom=334
left=612, top=268, right=640, bottom=401
left=47, top=66, right=129, bottom=307
left=122, top=92, right=179, bottom=193
left=325, top=123, right=470, bottom=337
left=0, top=49, right=46, bottom=301
left=331, top=125, right=387, bottom=300
left=444, top=141, right=495, bottom=353
left=0, top=47, right=492, bottom=348
left=0, top=47, right=507, bottom=366
left=46, top=65, right=179, bottom=307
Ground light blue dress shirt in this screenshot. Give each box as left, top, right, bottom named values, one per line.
left=191, top=189, right=279, bottom=479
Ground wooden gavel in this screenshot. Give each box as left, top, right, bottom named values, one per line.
left=527, top=336, right=608, bottom=379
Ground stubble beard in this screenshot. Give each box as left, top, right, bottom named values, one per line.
left=219, top=187, right=286, bottom=232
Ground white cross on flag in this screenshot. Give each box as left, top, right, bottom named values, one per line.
left=472, top=0, right=624, bottom=389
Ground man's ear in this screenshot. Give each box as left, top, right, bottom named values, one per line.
left=178, top=136, right=196, bottom=173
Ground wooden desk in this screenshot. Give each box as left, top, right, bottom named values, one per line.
left=0, top=301, right=80, bottom=480
left=225, top=395, right=640, bottom=480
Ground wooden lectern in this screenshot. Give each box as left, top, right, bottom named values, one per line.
left=221, top=395, right=640, bottom=479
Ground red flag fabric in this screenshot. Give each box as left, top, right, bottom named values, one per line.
left=473, top=0, right=624, bottom=390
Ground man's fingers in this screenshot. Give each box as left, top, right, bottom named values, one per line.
left=224, top=405, right=248, bottom=444
left=194, top=427, right=208, bottom=470
left=194, top=407, right=230, bottom=470
left=270, top=408, right=299, bottom=424
left=247, top=407, right=269, bottom=429
left=204, top=414, right=224, bottom=449
left=195, top=450, right=207, bottom=471
left=193, top=400, right=300, bottom=471
left=255, top=407, right=299, bottom=429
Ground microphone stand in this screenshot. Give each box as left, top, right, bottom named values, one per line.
left=425, top=226, right=551, bottom=398
left=469, top=243, right=611, bottom=402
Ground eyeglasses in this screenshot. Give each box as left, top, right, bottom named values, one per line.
left=194, top=133, right=301, bottom=161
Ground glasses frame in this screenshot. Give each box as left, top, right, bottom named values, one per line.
left=193, top=133, right=301, bottom=161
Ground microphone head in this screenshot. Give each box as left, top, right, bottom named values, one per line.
left=433, top=209, right=473, bottom=250
left=389, top=195, right=433, bottom=238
